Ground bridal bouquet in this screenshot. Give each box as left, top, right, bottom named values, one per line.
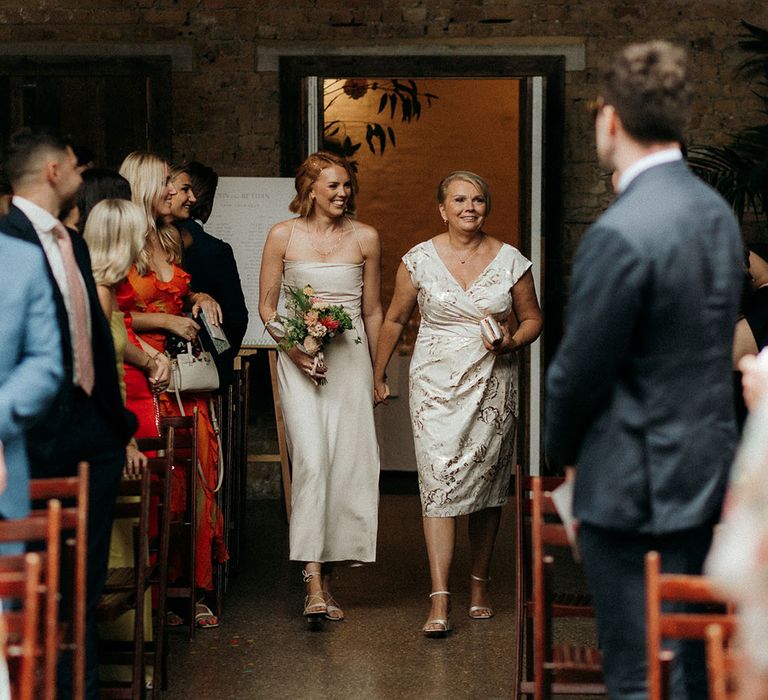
left=268, top=284, right=360, bottom=385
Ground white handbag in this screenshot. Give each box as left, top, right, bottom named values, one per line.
left=167, top=341, right=219, bottom=394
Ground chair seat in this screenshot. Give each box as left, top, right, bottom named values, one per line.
left=103, top=566, right=135, bottom=591
left=96, top=568, right=136, bottom=622
left=552, top=591, right=593, bottom=611
left=525, top=591, right=593, bottom=617
left=550, top=644, right=603, bottom=671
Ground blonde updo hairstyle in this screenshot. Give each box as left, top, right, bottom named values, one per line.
left=437, top=170, right=492, bottom=217
left=289, top=151, right=357, bottom=218
left=83, top=199, right=147, bottom=287
left=119, top=151, right=181, bottom=275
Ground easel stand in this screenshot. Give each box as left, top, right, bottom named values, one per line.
left=246, top=348, right=292, bottom=522
left=268, top=350, right=292, bottom=521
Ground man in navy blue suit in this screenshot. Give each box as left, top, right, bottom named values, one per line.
left=178, top=161, right=249, bottom=389
left=545, top=42, right=743, bottom=699
left=0, top=128, right=136, bottom=699
left=0, top=232, right=63, bottom=550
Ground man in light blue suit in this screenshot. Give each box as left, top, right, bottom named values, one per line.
left=0, top=230, right=63, bottom=545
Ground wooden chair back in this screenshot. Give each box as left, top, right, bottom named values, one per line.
left=160, top=412, right=198, bottom=640
left=530, top=477, right=604, bottom=699
left=0, top=553, right=42, bottom=700
left=706, top=622, right=739, bottom=700
left=513, top=466, right=598, bottom=698
left=99, top=426, right=174, bottom=697
left=645, top=550, right=737, bottom=700
left=97, top=463, right=151, bottom=699
left=0, top=500, right=62, bottom=700
left=29, top=460, right=89, bottom=700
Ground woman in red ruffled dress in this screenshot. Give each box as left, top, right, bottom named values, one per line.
left=117, top=151, right=226, bottom=628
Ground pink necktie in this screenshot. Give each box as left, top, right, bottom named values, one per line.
left=53, top=223, right=95, bottom=395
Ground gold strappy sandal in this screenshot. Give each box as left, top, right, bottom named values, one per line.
left=422, top=591, right=452, bottom=637
left=468, top=574, right=494, bottom=619
left=323, top=592, right=345, bottom=621
left=302, top=569, right=327, bottom=620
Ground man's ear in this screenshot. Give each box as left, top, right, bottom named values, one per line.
left=44, top=158, right=59, bottom=185
left=605, top=105, right=620, bottom=137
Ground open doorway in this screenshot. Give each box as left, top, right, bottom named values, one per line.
left=322, top=77, right=522, bottom=312
left=280, top=55, right=565, bottom=475
left=322, top=76, right=523, bottom=472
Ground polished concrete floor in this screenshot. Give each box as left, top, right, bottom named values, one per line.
left=161, top=481, right=596, bottom=699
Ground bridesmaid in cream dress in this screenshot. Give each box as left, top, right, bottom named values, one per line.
left=374, top=171, right=542, bottom=637
left=259, top=151, right=383, bottom=622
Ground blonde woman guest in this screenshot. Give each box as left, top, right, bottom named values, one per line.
left=374, top=171, right=542, bottom=636
left=83, top=198, right=155, bottom=675
left=83, top=198, right=166, bottom=470
left=117, top=152, right=225, bottom=628
left=259, top=151, right=382, bottom=622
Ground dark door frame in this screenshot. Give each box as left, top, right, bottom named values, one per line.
left=0, top=55, right=172, bottom=159
left=280, top=55, right=566, bottom=474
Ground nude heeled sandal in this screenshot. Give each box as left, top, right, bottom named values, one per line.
left=323, top=592, right=345, bottom=621
left=423, top=591, right=452, bottom=637
left=302, top=570, right=327, bottom=620
left=468, top=574, right=494, bottom=619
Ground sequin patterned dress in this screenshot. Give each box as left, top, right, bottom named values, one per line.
left=403, top=240, right=532, bottom=517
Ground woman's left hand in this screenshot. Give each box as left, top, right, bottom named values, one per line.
left=124, top=444, right=147, bottom=479
left=191, top=293, right=223, bottom=325
left=483, top=324, right=518, bottom=355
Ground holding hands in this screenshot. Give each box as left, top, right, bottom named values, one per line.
left=374, top=380, right=390, bottom=406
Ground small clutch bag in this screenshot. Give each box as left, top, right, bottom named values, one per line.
left=480, top=316, right=503, bottom=346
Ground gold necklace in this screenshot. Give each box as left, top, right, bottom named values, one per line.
left=448, top=234, right=485, bottom=265
left=307, top=219, right=345, bottom=257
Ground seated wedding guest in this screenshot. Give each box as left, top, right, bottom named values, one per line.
left=83, top=198, right=168, bottom=470
left=0, top=127, right=137, bottom=699
left=0, top=231, right=63, bottom=553
left=175, top=161, right=249, bottom=389
left=118, top=151, right=226, bottom=629
left=707, top=348, right=768, bottom=700
left=374, top=170, right=542, bottom=636
left=259, top=151, right=382, bottom=623
left=83, top=198, right=157, bottom=674
left=76, top=168, right=132, bottom=234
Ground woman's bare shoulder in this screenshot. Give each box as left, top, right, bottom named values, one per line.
left=268, top=217, right=301, bottom=240
left=350, top=219, right=380, bottom=242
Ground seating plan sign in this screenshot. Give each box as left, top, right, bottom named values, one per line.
left=205, top=177, right=295, bottom=346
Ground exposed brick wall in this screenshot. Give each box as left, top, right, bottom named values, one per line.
left=3, top=0, right=767, bottom=264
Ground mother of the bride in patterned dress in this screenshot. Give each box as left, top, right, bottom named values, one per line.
left=374, top=171, right=542, bottom=637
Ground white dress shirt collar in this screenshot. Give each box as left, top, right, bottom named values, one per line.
left=11, top=195, right=60, bottom=233
left=617, top=148, right=683, bottom=194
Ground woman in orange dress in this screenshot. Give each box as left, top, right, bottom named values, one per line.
left=117, top=151, right=226, bottom=627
